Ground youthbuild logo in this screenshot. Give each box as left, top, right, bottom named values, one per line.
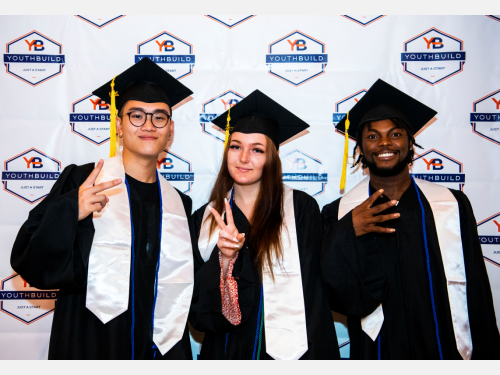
left=280, top=149, right=328, bottom=196
left=157, top=150, right=194, bottom=194
left=0, top=274, right=57, bottom=324
left=75, top=15, right=125, bottom=28
left=266, top=30, right=328, bottom=86
left=477, top=212, right=500, bottom=269
left=200, top=90, right=245, bottom=142
left=401, top=28, right=465, bottom=85
left=205, top=15, right=256, bottom=28
left=4, top=30, right=65, bottom=86
left=341, top=15, right=386, bottom=26
left=2, top=148, right=61, bottom=204
left=135, top=31, right=195, bottom=80
left=470, top=89, right=500, bottom=146
left=70, top=94, right=111, bottom=145
left=412, top=149, right=465, bottom=191
left=333, top=89, right=367, bottom=138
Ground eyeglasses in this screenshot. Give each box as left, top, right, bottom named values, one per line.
left=122, top=110, right=172, bottom=129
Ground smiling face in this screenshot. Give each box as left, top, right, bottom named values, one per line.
left=227, top=132, right=268, bottom=186
left=116, top=100, right=173, bottom=159
left=361, top=118, right=412, bottom=177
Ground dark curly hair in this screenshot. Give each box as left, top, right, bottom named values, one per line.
left=351, top=117, right=423, bottom=169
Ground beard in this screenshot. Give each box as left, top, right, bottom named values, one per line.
left=365, top=150, right=412, bottom=177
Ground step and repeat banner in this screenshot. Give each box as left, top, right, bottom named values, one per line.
left=0, top=15, right=499, bottom=360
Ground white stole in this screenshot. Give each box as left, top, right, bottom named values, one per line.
left=198, top=185, right=308, bottom=360
left=85, top=156, right=194, bottom=355
left=338, top=176, right=472, bottom=360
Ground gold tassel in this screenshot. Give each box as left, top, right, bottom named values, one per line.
left=109, top=75, right=119, bottom=158
left=339, top=111, right=350, bottom=191
left=223, top=106, right=232, bottom=152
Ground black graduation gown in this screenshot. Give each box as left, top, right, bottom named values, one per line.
left=189, top=189, right=339, bottom=360
left=321, top=182, right=500, bottom=360
left=10, top=163, right=193, bottom=360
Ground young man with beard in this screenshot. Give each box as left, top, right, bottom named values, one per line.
left=321, top=79, right=500, bottom=360
left=11, top=58, right=194, bottom=359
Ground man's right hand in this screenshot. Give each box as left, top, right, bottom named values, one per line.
left=78, top=159, right=122, bottom=221
left=352, top=189, right=400, bottom=237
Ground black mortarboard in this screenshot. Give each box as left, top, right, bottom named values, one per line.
left=211, top=90, right=309, bottom=150
left=92, top=57, right=193, bottom=110
left=335, top=79, right=437, bottom=140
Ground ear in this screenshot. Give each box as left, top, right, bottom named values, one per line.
left=166, top=121, right=175, bottom=149
left=116, top=115, right=123, bottom=135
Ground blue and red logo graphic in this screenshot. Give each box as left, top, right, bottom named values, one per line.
left=1, top=274, right=58, bottom=324
left=157, top=150, right=194, bottom=194
left=135, top=31, right=195, bottom=80
left=470, top=89, right=500, bottom=146
left=4, top=30, right=65, bottom=86
left=401, top=28, right=465, bottom=85
left=477, top=212, right=500, bottom=269
left=412, top=149, right=465, bottom=191
left=75, top=15, right=125, bottom=28
left=281, top=149, right=328, bottom=196
left=205, top=15, right=256, bottom=28
left=200, top=90, right=245, bottom=142
left=341, top=15, right=386, bottom=26
left=333, top=89, right=367, bottom=139
left=2, top=148, right=61, bottom=204
left=266, top=30, right=328, bottom=86
left=70, top=94, right=110, bottom=145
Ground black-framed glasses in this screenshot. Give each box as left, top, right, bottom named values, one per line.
left=123, top=110, right=172, bottom=128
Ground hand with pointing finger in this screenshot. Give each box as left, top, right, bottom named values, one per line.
left=210, top=198, right=246, bottom=261
left=78, top=159, right=122, bottom=221
left=352, top=189, right=400, bottom=237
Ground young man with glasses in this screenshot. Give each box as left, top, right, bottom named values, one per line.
left=11, top=58, right=195, bottom=360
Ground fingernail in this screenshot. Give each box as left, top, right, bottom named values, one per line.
left=391, top=200, right=397, bottom=204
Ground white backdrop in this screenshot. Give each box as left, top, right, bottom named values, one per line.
left=0, top=15, right=499, bottom=360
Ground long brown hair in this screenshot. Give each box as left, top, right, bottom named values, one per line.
left=206, top=133, right=285, bottom=279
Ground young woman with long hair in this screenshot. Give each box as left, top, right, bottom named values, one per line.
left=189, top=90, right=339, bottom=360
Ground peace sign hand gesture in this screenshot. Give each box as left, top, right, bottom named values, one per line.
left=351, top=189, right=400, bottom=237
left=78, top=159, right=122, bottom=221
left=210, top=198, right=246, bottom=261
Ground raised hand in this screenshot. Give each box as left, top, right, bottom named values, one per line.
left=210, top=198, right=246, bottom=260
left=352, top=189, right=400, bottom=237
left=78, top=159, right=122, bottom=221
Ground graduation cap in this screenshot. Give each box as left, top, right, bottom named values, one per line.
left=211, top=89, right=310, bottom=150
left=92, top=57, right=193, bottom=157
left=336, top=79, right=437, bottom=190
left=335, top=79, right=437, bottom=140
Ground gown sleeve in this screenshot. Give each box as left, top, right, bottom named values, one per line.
left=188, top=205, right=256, bottom=334
left=450, top=190, right=500, bottom=359
left=10, top=163, right=95, bottom=290
left=320, top=199, right=389, bottom=317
